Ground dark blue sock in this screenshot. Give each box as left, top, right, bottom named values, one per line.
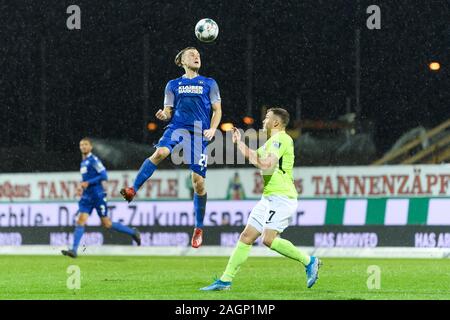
left=194, top=193, right=207, bottom=228
left=112, top=222, right=136, bottom=236
left=133, top=159, right=157, bottom=191
left=72, top=225, right=85, bottom=253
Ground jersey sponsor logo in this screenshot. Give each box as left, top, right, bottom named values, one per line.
left=178, top=85, right=203, bottom=94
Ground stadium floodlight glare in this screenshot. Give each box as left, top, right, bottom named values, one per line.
left=220, top=122, right=234, bottom=131
left=429, top=62, right=440, bottom=71
left=147, top=122, right=158, bottom=131
left=243, top=116, right=255, bottom=125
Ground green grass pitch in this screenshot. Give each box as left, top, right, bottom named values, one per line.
left=1, top=255, right=450, bottom=300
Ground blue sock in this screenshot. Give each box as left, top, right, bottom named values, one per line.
left=133, top=159, right=157, bottom=191
left=112, top=222, right=136, bottom=236
left=72, top=225, right=85, bottom=253
left=194, top=193, right=207, bottom=228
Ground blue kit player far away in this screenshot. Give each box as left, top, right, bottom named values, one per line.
left=120, top=47, right=222, bottom=248
left=62, top=138, right=141, bottom=258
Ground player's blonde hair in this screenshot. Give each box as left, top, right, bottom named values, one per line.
left=174, top=47, right=199, bottom=67
left=80, top=137, right=93, bottom=145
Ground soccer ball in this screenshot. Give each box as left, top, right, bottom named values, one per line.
left=195, top=18, right=219, bottom=43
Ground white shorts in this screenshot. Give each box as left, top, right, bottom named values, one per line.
left=247, top=195, right=298, bottom=234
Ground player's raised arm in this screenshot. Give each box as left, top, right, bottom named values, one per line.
left=232, top=128, right=277, bottom=170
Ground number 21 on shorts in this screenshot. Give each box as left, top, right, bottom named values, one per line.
left=198, top=154, right=208, bottom=168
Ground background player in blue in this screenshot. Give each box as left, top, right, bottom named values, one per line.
left=120, top=47, right=222, bottom=248
left=62, top=138, right=141, bottom=258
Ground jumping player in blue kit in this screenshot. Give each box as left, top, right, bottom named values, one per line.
left=120, top=47, right=222, bottom=248
left=62, top=138, right=141, bottom=258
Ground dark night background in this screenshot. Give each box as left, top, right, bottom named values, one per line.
left=0, top=0, right=449, bottom=172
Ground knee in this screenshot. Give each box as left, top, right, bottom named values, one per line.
left=239, top=231, right=255, bottom=245
left=102, top=220, right=112, bottom=229
left=77, top=216, right=88, bottom=226
left=151, top=148, right=169, bottom=163
left=192, top=176, right=205, bottom=195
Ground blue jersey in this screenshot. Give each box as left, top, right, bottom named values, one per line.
left=80, top=153, right=108, bottom=196
left=163, top=75, right=221, bottom=131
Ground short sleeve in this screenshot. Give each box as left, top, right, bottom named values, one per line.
left=209, top=80, right=221, bottom=104
left=93, top=158, right=106, bottom=173
left=265, top=136, right=287, bottom=160
left=163, top=82, right=174, bottom=106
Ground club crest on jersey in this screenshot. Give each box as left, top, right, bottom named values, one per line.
left=272, top=141, right=281, bottom=149
left=178, top=85, right=203, bottom=94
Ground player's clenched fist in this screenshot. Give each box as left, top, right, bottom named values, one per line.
left=75, top=185, right=83, bottom=197
left=203, top=128, right=216, bottom=141
left=156, top=109, right=169, bottom=121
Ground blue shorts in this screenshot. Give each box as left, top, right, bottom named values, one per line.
left=155, top=127, right=208, bottom=178
left=78, top=192, right=108, bottom=218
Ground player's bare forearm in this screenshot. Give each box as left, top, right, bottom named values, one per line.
left=209, top=106, right=222, bottom=130
left=237, top=141, right=251, bottom=159
left=237, top=142, right=263, bottom=168
left=249, top=150, right=274, bottom=170
left=204, top=102, right=221, bottom=140
left=233, top=127, right=276, bottom=170
left=246, top=146, right=259, bottom=167
left=237, top=141, right=275, bottom=170
left=257, top=156, right=277, bottom=170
